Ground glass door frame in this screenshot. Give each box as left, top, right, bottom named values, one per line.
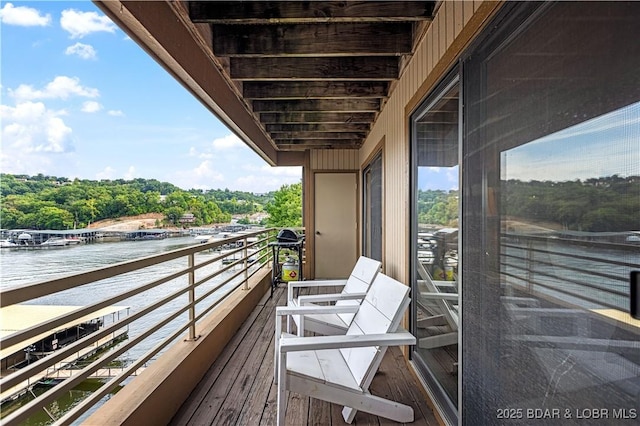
left=409, top=68, right=462, bottom=425
left=362, top=149, right=383, bottom=262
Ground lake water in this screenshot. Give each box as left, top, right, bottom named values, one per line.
left=0, top=236, right=243, bottom=424
left=0, top=236, right=198, bottom=289
left=0, top=236, right=245, bottom=360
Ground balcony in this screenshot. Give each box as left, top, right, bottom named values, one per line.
left=0, top=230, right=437, bottom=425
left=170, top=285, right=438, bottom=425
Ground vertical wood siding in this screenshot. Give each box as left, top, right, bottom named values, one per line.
left=358, top=0, right=490, bottom=284
left=310, top=149, right=358, bottom=170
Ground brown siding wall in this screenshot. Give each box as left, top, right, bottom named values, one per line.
left=310, top=149, right=359, bottom=170
left=359, top=0, right=499, bottom=284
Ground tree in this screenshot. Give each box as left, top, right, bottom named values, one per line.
left=35, top=206, right=75, bottom=229
left=165, top=206, right=185, bottom=225
left=265, top=182, right=302, bottom=227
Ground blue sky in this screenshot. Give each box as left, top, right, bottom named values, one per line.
left=502, top=101, right=640, bottom=182
left=0, top=1, right=301, bottom=193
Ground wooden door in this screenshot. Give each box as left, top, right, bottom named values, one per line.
left=314, top=173, right=357, bottom=278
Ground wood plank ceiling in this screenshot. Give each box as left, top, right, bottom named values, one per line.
left=188, top=1, right=436, bottom=151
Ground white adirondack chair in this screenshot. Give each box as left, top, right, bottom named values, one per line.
left=416, top=261, right=459, bottom=349
left=275, top=273, right=415, bottom=425
left=286, top=256, right=381, bottom=336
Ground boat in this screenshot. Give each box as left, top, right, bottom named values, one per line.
left=0, top=239, right=18, bottom=248
left=194, top=235, right=214, bottom=244
left=40, top=237, right=82, bottom=247
left=63, top=237, right=83, bottom=245
left=40, top=238, right=67, bottom=247
left=16, top=233, right=33, bottom=246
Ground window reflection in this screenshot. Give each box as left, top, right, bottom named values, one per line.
left=413, top=80, right=460, bottom=409
left=461, top=1, right=640, bottom=422
left=500, top=103, right=640, bottom=412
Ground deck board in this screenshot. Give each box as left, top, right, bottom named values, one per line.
left=171, top=284, right=438, bottom=425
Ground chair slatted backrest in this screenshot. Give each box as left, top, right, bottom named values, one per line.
left=417, top=261, right=458, bottom=329
left=335, top=256, right=382, bottom=325
left=340, top=273, right=410, bottom=387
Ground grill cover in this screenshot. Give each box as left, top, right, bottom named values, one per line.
left=277, top=228, right=300, bottom=242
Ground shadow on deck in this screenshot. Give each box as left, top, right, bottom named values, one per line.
left=171, top=284, right=439, bottom=425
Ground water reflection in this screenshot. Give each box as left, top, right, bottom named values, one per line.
left=499, top=100, right=640, bottom=418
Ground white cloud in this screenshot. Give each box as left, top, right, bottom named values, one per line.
left=192, top=160, right=225, bottom=181
left=1, top=102, right=73, bottom=153
left=169, top=133, right=301, bottom=192
left=0, top=3, right=51, bottom=26
left=212, top=134, right=242, bottom=150
left=0, top=101, right=75, bottom=175
left=60, top=9, right=116, bottom=39
left=170, top=160, right=225, bottom=190
left=9, top=76, right=99, bottom=101
left=107, top=110, right=124, bottom=117
left=188, top=146, right=213, bottom=159
left=81, top=101, right=102, bottom=113
left=96, top=166, right=116, bottom=180
left=123, top=166, right=137, bottom=180
left=233, top=174, right=300, bottom=193
left=65, top=42, right=97, bottom=60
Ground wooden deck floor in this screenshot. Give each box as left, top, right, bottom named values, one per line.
left=170, top=283, right=440, bottom=425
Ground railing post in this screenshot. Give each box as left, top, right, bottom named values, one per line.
left=243, top=236, right=249, bottom=290
left=187, top=253, right=196, bottom=340
left=526, top=239, right=534, bottom=293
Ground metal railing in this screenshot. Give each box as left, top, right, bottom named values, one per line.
left=0, top=228, right=278, bottom=425
left=501, top=233, right=639, bottom=311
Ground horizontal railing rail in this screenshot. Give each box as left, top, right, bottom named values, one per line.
left=501, top=233, right=639, bottom=311
left=0, top=227, right=283, bottom=425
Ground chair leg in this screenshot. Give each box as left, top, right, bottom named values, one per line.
left=288, top=375, right=414, bottom=424
left=277, top=352, right=287, bottom=426
left=342, top=393, right=414, bottom=423
left=274, top=314, right=281, bottom=383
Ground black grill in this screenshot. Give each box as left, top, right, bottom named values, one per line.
left=276, top=228, right=301, bottom=243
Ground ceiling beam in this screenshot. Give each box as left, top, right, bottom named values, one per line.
left=190, top=1, right=434, bottom=23
left=266, top=123, right=370, bottom=132
left=253, top=99, right=380, bottom=112
left=212, top=23, right=412, bottom=56
left=275, top=141, right=363, bottom=150
left=243, top=81, right=388, bottom=99
left=260, top=112, right=376, bottom=123
left=270, top=131, right=366, bottom=139
left=230, top=57, right=398, bottom=80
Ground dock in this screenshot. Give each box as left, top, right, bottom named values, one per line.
left=0, top=305, right=129, bottom=403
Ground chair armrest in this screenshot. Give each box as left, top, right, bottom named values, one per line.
left=288, top=279, right=348, bottom=288
left=287, top=279, right=348, bottom=302
left=279, top=330, right=416, bottom=352
left=274, top=305, right=362, bottom=371
left=298, top=292, right=366, bottom=305
left=276, top=305, right=359, bottom=317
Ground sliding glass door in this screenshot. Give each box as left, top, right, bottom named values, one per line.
left=461, top=2, right=640, bottom=423
left=411, top=72, right=460, bottom=424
